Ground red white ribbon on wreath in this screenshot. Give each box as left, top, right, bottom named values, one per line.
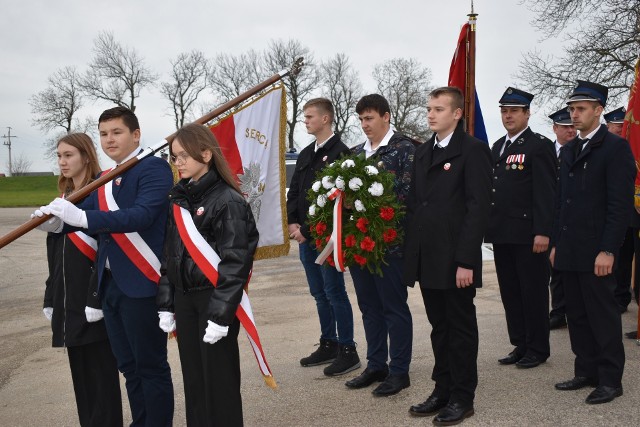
left=315, top=187, right=346, bottom=272
left=172, top=204, right=276, bottom=388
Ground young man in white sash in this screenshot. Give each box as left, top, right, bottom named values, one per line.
left=38, top=107, right=175, bottom=426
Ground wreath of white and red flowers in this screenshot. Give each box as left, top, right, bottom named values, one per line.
left=306, top=153, right=404, bottom=275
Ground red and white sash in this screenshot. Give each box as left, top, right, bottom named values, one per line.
left=61, top=194, right=97, bottom=261
left=173, top=203, right=276, bottom=388
left=97, top=169, right=161, bottom=283
left=315, top=188, right=346, bottom=271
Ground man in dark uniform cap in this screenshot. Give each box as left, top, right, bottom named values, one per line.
left=604, top=107, right=626, bottom=137
left=485, top=87, right=556, bottom=369
left=551, top=80, right=634, bottom=404
left=547, top=108, right=576, bottom=330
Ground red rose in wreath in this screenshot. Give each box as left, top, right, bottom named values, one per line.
left=356, top=217, right=369, bottom=233
left=345, top=234, right=356, bottom=248
left=380, top=206, right=395, bottom=221
left=383, top=228, right=397, bottom=243
left=315, top=238, right=323, bottom=248
left=353, top=254, right=367, bottom=266
left=360, top=236, right=376, bottom=252
left=326, top=256, right=335, bottom=267
left=315, top=221, right=327, bottom=235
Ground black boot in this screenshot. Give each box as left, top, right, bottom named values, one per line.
left=324, top=344, right=361, bottom=376
left=300, top=339, right=339, bottom=366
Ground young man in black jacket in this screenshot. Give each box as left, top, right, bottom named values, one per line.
left=404, top=87, right=492, bottom=425
left=287, top=98, right=360, bottom=376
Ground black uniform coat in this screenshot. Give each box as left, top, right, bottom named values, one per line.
left=552, top=124, right=635, bottom=271
left=402, top=123, right=493, bottom=289
left=485, top=127, right=557, bottom=244
left=287, top=134, right=351, bottom=239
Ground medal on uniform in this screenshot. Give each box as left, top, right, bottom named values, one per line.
left=115, top=177, right=122, bottom=186
left=511, top=164, right=517, bottom=169
left=444, top=162, right=451, bottom=171
left=518, top=164, right=524, bottom=170
left=196, top=206, right=204, bottom=216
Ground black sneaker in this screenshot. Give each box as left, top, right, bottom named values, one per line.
left=300, top=339, right=339, bottom=366
left=324, top=344, right=361, bottom=376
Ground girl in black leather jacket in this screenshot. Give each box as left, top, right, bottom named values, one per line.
left=157, top=123, right=258, bottom=426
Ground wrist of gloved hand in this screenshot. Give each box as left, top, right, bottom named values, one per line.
left=47, top=198, right=88, bottom=228
left=43, top=307, right=53, bottom=321
left=202, top=320, right=229, bottom=344
left=85, top=306, right=104, bottom=322
left=158, top=311, right=176, bottom=333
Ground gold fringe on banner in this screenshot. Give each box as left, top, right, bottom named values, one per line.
left=263, top=374, right=278, bottom=389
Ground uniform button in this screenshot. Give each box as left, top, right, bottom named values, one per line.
left=523, top=213, right=527, bottom=217
left=566, top=198, right=571, bottom=204
left=495, top=163, right=499, bottom=167
left=562, top=226, right=567, bottom=231
left=569, top=172, right=574, bottom=177
left=491, top=202, right=495, bottom=206
left=494, top=176, right=498, bottom=179
left=492, top=188, right=496, bottom=192
left=422, top=201, right=428, bottom=206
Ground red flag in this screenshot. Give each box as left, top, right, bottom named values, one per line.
left=448, top=23, right=469, bottom=91
left=623, top=57, right=640, bottom=188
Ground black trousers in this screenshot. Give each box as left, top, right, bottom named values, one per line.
left=549, top=265, right=565, bottom=318
left=68, top=339, right=123, bottom=427
left=562, top=271, right=625, bottom=387
left=420, top=287, right=478, bottom=406
left=493, top=244, right=550, bottom=360
left=614, top=227, right=640, bottom=308
left=174, top=288, right=243, bottom=427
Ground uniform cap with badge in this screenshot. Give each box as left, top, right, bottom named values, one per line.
left=603, top=106, right=626, bottom=124
left=499, top=87, right=534, bottom=108
left=548, top=108, right=572, bottom=126
left=566, top=80, right=608, bottom=106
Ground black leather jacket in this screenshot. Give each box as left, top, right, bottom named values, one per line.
left=157, top=168, right=259, bottom=326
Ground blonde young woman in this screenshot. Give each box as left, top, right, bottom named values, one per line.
left=157, top=124, right=258, bottom=426
left=41, top=133, right=123, bottom=426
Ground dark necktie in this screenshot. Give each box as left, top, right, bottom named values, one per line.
left=504, top=139, right=512, bottom=150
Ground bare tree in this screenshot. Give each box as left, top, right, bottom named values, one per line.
left=42, top=117, right=97, bottom=161
left=160, top=50, right=210, bottom=130
left=80, top=32, right=157, bottom=112
left=8, top=153, right=32, bottom=176
left=209, top=50, right=263, bottom=103
left=320, top=53, right=363, bottom=144
left=372, top=58, right=433, bottom=141
left=30, top=66, right=83, bottom=134
left=262, top=39, right=319, bottom=151
left=518, top=0, right=639, bottom=110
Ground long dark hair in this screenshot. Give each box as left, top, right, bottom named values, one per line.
left=171, top=124, right=241, bottom=194
left=57, top=133, right=101, bottom=195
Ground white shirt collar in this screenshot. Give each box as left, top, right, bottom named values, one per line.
left=500, top=126, right=529, bottom=155
left=433, top=131, right=454, bottom=149
left=314, top=133, right=334, bottom=152
left=580, top=125, right=599, bottom=141
left=363, top=127, right=394, bottom=159
left=554, top=140, right=562, bottom=157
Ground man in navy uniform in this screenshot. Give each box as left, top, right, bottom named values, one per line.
left=547, top=108, right=576, bottom=329
left=551, top=80, right=634, bottom=404
left=485, top=87, right=557, bottom=369
left=404, top=87, right=492, bottom=425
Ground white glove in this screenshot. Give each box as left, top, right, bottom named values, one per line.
left=43, top=307, right=53, bottom=321
left=158, top=311, right=176, bottom=333
left=46, top=198, right=88, bottom=228
left=203, top=320, right=229, bottom=344
left=85, top=306, right=104, bottom=322
left=31, top=209, right=63, bottom=233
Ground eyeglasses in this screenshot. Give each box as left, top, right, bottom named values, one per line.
left=170, top=152, right=191, bottom=164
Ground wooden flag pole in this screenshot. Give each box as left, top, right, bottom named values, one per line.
left=466, top=2, right=478, bottom=136
left=0, top=58, right=304, bottom=250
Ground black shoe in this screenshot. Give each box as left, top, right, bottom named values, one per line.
left=515, top=355, right=545, bottom=369
left=372, top=373, right=410, bottom=396
left=585, top=385, right=623, bottom=404
left=498, top=351, right=522, bottom=365
left=299, top=338, right=338, bottom=367
left=555, top=376, right=598, bottom=391
left=323, top=344, right=361, bottom=376
left=624, top=330, right=638, bottom=339
left=409, top=395, right=449, bottom=417
left=549, top=315, right=567, bottom=330
left=433, top=402, right=474, bottom=426
left=345, top=367, right=388, bottom=389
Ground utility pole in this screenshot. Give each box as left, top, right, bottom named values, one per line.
left=2, top=127, right=18, bottom=177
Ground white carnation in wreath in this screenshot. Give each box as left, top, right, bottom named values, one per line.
left=368, top=182, right=384, bottom=197
left=308, top=204, right=317, bottom=216
left=335, top=176, right=345, bottom=190
left=311, top=181, right=322, bottom=192
left=354, top=199, right=366, bottom=212
left=364, top=165, right=379, bottom=175
left=321, top=176, right=334, bottom=190
left=317, top=194, right=327, bottom=207
left=349, top=177, right=363, bottom=191
left=341, top=159, right=356, bottom=169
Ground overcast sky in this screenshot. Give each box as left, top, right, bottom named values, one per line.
left=1, top=0, right=568, bottom=175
